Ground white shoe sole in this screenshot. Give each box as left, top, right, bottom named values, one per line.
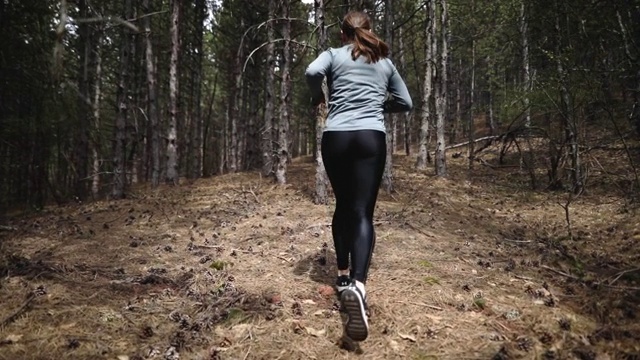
left=341, top=287, right=369, bottom=341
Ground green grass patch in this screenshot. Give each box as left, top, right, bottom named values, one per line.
left=423, top=276, right=440, bottom=285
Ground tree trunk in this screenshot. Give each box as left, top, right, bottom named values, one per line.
left=554, top=1, right=582, bottom=194
left=381, top=0, right=394, bottom=192
left=91, top=29, right=103, bottom=199
left=112, top=0, right=133, bottom=199
left=434, top=0, right=448, bottom=177
left=191, top=0, right=205, bottom=179
left=416, top=0, right=434, bottom=170
left=520, top=0, right=536, bottom=189
left=521, top=0, right=531, bottom=129
left=450, top=58, right=461, bottom=144
left=262, top=0, right=276, bottom=177
left=314, top=0, right=330, bottom=204
left=275, top=0, right=291, bottom=185
left=75, top=0, right=91, bottom=199
left=142, top=0, right=160, bottom=187
left=487, top=57, right=495, bottom=135
left=166, top=0, right=180, bottom=185
left=468, top=30, right=476, bottom=171
left=228, top=19, right=244, bottom=174
left=398, top=26, right=410, bottom=156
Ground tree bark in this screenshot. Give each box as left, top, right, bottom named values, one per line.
left=191, top=0, right=206, bottom=179
left=434, top=0, right=448, bottom=177
left=521, top=1, right=531, bottom=129
left=450, top=58, right=461, bottom=144
left=142, top=0, right=160, bottom=187
left=75, top=0, right=91, bottom=199
left=91, top=28, right=103, bottom=198
left=262, top=0, right=276, bottom=177
left=112, top=0, right=133, bottom=198
left=398, top=26, right=410, bottom=155
left=275, top=0, right=291, bottom=185
left=554, top=1, right=582, bottom=194
left=468, top=32, right=476, bottom=171
left=381, top=0, right=394, bottom=192
left=314, top=0, right=330, bottom=205
left=416, top=0, right=434, bottom=170
left=166, top=0, right=180, bottom=185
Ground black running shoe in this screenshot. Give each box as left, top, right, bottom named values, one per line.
left=336, top=275, right=351, bottom=295
left=340, top=281, right=369, bottom=341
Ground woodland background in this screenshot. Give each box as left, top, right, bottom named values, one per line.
left=2, top=0, right=639, bottom=212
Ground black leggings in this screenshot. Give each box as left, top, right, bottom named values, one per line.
left=321, top=130, right=386, bottom=284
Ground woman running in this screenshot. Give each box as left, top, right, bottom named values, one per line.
left=305, top=10, right=413, bottom=342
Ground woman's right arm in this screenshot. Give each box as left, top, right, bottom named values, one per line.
left=383, top=63, right=413, bottom=113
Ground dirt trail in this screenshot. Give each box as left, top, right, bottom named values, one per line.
left=1, top=154, right=639, bottom=360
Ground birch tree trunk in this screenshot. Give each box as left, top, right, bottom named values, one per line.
left=166, top=0, right=180, bottom=185
left=434, top=0, right=448, bottom=177
left=381, top=0, right=394, bottom=192
left=112, top=0, right=133, bottom=198
left=142, top=0, right=160, bottom=187
left=275, top=0, right=291, bottom=185
left=416, top=0, right=434, bottom=170
left=314, top=0, right=329, bottom=204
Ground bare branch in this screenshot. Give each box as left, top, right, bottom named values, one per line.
left=242, top=39, right=317, bottom=73
left=74, top=17, right=140, bottom=33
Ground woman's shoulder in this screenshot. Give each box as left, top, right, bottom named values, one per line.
left=326, top=44, right=352, bottom=54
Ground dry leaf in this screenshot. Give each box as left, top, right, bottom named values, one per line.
left=4, top=334, right=22, bottom=343
left=302, top=299, right=316, bottom=305
left=398, top=333, right=417, bottom=342
left=305, top=327, right=326, bottom=337
left=117, top=356, right=129, bottom=360
left=231, top=324, right=251, bottom=340
left=389, top=339, right=401, bottom=351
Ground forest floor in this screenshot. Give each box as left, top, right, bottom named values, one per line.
left=1, top=146, right=640, bottom=360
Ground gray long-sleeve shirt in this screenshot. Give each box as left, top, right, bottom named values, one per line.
left=305, top=44, right=413, bottom=133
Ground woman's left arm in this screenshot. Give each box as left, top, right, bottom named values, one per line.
left=305, top=50, right=332, bottom=105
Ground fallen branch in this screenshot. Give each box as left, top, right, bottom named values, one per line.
left=1, top=293, right=37, bottom=327
left=404, top=221, right=436, bottom=238
left=501, top=239, right=532, bottom=244
left=542, top=265, right=640, bottom=291
left=513, top=275, right=534, bottom=281
left=540, top=265, right=580, bottom=281
left=445, top=135, right=502, bottom=151
left=478, top=158, right=520, bottom=169
left=241, top=186, right=260, bottom=204
left=396, top=301, right=443, bottom=311
left=195, top=244, right=224, bottom=250
left=608, top=267, right=640, bottom=286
